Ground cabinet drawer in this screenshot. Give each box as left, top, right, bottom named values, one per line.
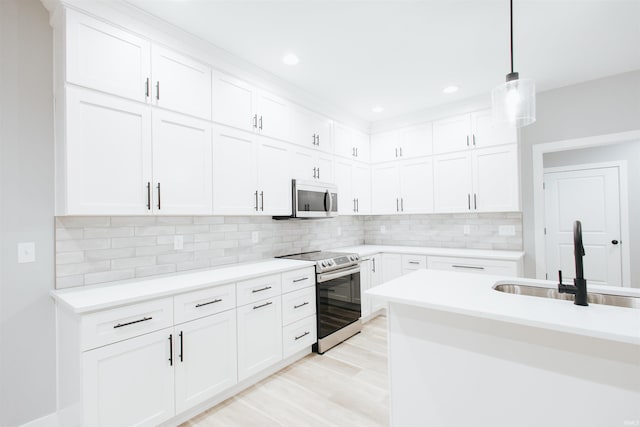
left=402, top=254, right=427, bottom=271
left=283, top=315, right=317, bottom=359
left=174, top=283, right=236, bottom=324
left=282, top=267, right=315, bottom=293
left=81, top=298, right=173, bottom=351
left=237, top=274, right=282, bottom=306
left=282, top=286, right=316, bottom=326
left=427, top=256, right=518, bottom=276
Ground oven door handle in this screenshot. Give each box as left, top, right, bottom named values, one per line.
left=317, top=265, right=360, bottom=283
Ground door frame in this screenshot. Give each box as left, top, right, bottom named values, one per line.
left=542, top=161, right=630, bottom=286
left=532, top=130, right=639, bottom=284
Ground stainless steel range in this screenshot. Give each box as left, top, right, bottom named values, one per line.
left=278, top=251, right=361, bottom=353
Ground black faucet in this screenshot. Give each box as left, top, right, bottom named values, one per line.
left=557, top=220, right=588, bottom=306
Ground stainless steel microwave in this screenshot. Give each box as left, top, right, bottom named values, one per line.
left=274, top=179, right=338, bottom=219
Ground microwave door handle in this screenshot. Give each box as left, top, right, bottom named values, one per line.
left=329, top=191, right=334, bottom=213
left=324, top=190, right=328, bottom=212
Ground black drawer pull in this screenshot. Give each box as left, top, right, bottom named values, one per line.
left=113, top=316, right=152, bottom=329
left=295, top=331, right=310, bottom=341
left=452, top=265, right=485, bottom=270
left=408, top=261, right=420, bottom=265
left=252, top=285, right=272, bottom=293
left=293, top=277, right=309, bottom=283
left=253, top=301, right=273, bottom=310
left=294, top=301, right=309, bottom=309
left=195, top=298, right=222, bottom=308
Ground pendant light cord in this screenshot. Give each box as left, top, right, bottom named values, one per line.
left=510, top=0, right=514, bottom=74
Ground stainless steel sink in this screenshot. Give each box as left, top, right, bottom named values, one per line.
left=494, top=283, right=640, bottom=309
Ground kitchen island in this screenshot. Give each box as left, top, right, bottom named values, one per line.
left=367, top=269, right=640, bottom=427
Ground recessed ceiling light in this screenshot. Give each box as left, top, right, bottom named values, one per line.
left=443, top=85, right=459, bottom=94
left=372, top=106, right=384, bottom=113
left=282, top=53, right=299, bottom=66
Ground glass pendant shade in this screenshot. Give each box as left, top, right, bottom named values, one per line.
left=491, top=76, right=536, bottom=127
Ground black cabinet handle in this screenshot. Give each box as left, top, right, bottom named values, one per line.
left=195, top=298, right=222, bottom=308
left=253, top=114, right=258, bottom=128
left=356, top=198, right=359, bottom=212
left=474, top=194, right=477, bottom=210
left=260, top=191, right=264, bottom=211
left=466, top=135, right=469, bottom=147
left=468, top=194, right=471, bottom=210
left=401, top=198, right=404, bottom=212
left=157, top=183, right=161, bottom=210
left=452, top=265, right=485, bottom=270
left=179, top=331, right=184, bottom=362
left=313, top=167, right=317, bottom=179
left=253, top=301, right=273, bottom=310
left=145, top=77, right=150, bottom=98
left=316, top=134, right=320, bottom=146
left=472, top=134, right=476, bottom=146
left=259, top=115, right=263, bottom=130
left=372, top=258, right=376, bottom=272
left=408, top=261, right=420, bottom=265
left=254, top=190, right=259, bottom=211
left=293, top=277, right=309, bottom=283
left=317, top=168, right=320, bottom=180
left=146, top=182, right=151, bottom=210
left=294, top=301, right=309, bottom=309
left=113, top=316, right=152, bottom=329
left=168, top=334, right=173, bottom=366
left=399, top=147, right=402, bottom=157
left=295, top=331, right=310, bottom=341
left=156, top=81, right=160, bottom=100
left=395, top=148, right=398, bottom=158
left=252, top=285, right=272, bottom=293
left=396, top=198, right=399, bottom=212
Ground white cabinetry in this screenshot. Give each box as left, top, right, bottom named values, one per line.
left=212, top=125, right=291, bottom=215
left=402, top=254, right=427, bottom=273
left=382, top=253, right=403, bottom=283
left=291, top=146, right=333, bottom=182
left=427, top=256, right=521, bottom=277
left=290, top=104, right=333, bottom=152
left=335, top=159, right=371, bottom=214
left=281, top=267, right=317, bottom=358
left=361, top=254, right=383, bottom=319
left=433, top=111, right=516, bottom=155
left=371, top=123, right=432, bottom=163
left=334, top=122, right=369, bottom=161
left=372, top=159, right=433, bottom=214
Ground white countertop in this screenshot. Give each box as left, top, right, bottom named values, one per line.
left=333, top=245, right=524, bottom=261
left=367, top=269, right=640, bottom=345
left=51, top=259, right=314, bottom=314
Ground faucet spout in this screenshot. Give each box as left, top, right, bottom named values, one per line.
left=557, top=220, right=588, bottom=306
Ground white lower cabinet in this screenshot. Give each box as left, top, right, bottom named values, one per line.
left=402, top=254, right=427, bottom=273
left=236, top=296, right=283, bottom=381
left=382, top=253, right=403, bottom=283
left=427, top=256, right=521, bottom=277
left=360, top=254, right=383, bottom=319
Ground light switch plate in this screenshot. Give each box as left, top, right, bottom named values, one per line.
left=251, top=231, right=259, bottom=243
left=173, top=235, right=184, bottom=250
left=499, top=225, right=516, bottom=236
left=18, top=242, right=36, bottom=263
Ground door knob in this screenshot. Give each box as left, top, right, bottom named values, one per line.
left=611, top=240, right=619, bottom=245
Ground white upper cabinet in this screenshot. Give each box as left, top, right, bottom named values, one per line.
left=432, top=114, right=472, bottom=154
left=334, top=159, right=370, bottom=215
left=334, top=122, right=369, bottom=161
left=371, top=123, right=433, bottom=163
left=256, top=91, right=290, bottom=141
left=64, top=86, right=152, bottom=215
left=472, top=144, right=519, bottom=211
left=372, top=164, right=401, bottom=214
left=471, top=110, right=517, bottom=148
left=212, top=72, right=256, bottom=132
left=151, top=110, right=213, bottom=215
left=65, top=9, right=151, bottom=102
left=290, top=104, right=333, bottom=152
left=370, top=130, right=399, bottom=163
left=256, top=138, right=292, bottom=215
left=399, top=158, right=434, bottom=214
left=334, top=159, right=353, bottom=215
left=291, top=147, right=333, bottom=183
left=151, top=46, right=212, bottom=120
left=352, top=163, right=371, bottom=214
left=433, top=151, right=473, bottom=213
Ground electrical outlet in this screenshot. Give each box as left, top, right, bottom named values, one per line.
left=463, top=225, right=471, bottom=235
left=251, top=231, right=259, bottom=243
left=18, top=242, right=36, bottom=263
left=337, top=227, right=342, bottom=236
left=173, top=235, right=184, bottom=250
left=499, top=225, right=516, bottom=236
left=381, top=225, right=386, bottom=234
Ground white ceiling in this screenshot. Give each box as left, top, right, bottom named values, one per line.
left=125, top=0, right=640, bottom=122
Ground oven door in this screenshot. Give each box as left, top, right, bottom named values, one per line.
left=316, top=266, right=361, bottom=340
left=294, top=180, right=338, bottom=218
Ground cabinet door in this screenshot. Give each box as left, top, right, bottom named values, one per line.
left=372, top=164, right=400, bottom=214
left=82, top=329, right=174, bottom=427
left=353, top=164, right=371, bottom=214
left=472, top=144, right=519, bottom=212
left=315, top=152, right=334, bottom=183
left=257, top=91, right=289, bottom=141
left=433, top=152, right=472, bottom=213
left=291, top=148, right=317, bottom=181
left=257, top=139, right=291, bottom=215
left=382, top=253, right=403, bottom=283
left=371, top=130, right=399, bottom=163
left=401, top=122, right=433, bottom=158
left=289, top=104, right=316, bottom=148
left=471, top=110, right=517, bottom=148
left=360, top=259, right=372, bottom=318
left=334, top=159, right=354, bottom=215
left=237, top=297, right=283, bottom=381
left=65, top=9, right=150, bottom=102
left=212, top=72, right=256, bottom=132
left=152, top=111, right=212, bottom=215
left=151, top=46, right=212, bottom=119
left=333, top=122, right=354, bottom=159
left=311, top=113, right=333, bottom=153
left=212, top=126, right=258, bottom=215
left=352, top=130, right=370, bottom=162
left=399, top=158, right=433, bottom=214
left=65, top=87, right=152, bottom=215
left=174, top=310, right=237, bottom=413
left=370, top=254, right=386, bottom=312
left=432, top=114, right=471, bottom=154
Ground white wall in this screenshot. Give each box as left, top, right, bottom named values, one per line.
left=543, top=141, right=640, bottom=286
left=0, top=0, right=56, bottom=425
left=520, top=70, right=640, bottom=278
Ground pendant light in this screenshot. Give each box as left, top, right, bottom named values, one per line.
left=491, top=0, right=536, bottom=127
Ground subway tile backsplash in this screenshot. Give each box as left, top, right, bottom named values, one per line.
left=55, top=212, right=522, bottom=289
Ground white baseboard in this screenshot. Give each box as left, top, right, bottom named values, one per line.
left=19, top=412, right=58, bottom=427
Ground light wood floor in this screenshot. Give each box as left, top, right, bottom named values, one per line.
left=182, top=315, right=389, bottom=427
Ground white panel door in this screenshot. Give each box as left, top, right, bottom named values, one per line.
left=382, top=253, right=403, bottom=283
left=257, top=91, right=289, bottom=141
left=257, top=139, right=291, bottom=215
left=212, top=72, right=256, bottom=132
left=371, top=130, right=400, bottom=163
left=82, top=329, right=174, bottom=427
left=334, top=159, right=354, bottom=215
left=544, top=167, right=622, bottom=286
left=333, top=122, right=355, bottom=159
left=432, top=114, right=471, bottom=154
left=353, top=164, right=371, bottom=214
left=401, top=122, right=433, bottom=158
left=151, top=45, right=212, bottom=119
left=353, top=130, right=370, bottom=162
left=65, top=9, right=150, bottom=102
left=370, top=254, right=385, bottom=312
left=360, top=259, right=372, bottom=318
left=236, top=297, right=283, bottom=381
left=152, top=111, right=212, bottom=215
left=174, top=310, right=237, bottom=413
left=433, top=152, right=472, bottom=213
left=372, top=164, right=400, bottom=214
left=471, top=110, right=517, bottom=148
left=212, top=126, right=257, bottom=215
left=311, top=113, right=333, bottom=153
left=472, top=144, right=519, bottom=212
left=289, top=104, right=315, bottom=148
left=400, top=158, right=434, bottom=214
left=316, top=152, right=334, bottom=183
left=291, top=148, right=316, bottom=181
left=65, top=86, right=152, bottom=215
